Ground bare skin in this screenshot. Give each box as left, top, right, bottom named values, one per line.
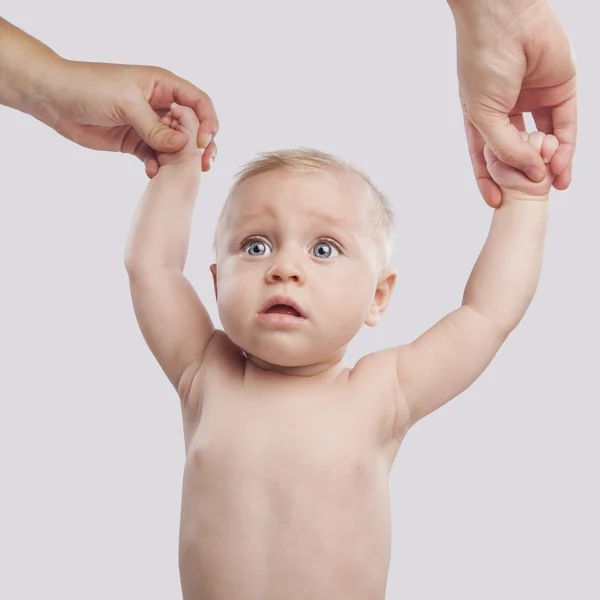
left=450, top=0, right=576, bottom=206
left=125, top=104, right=557, bottom=599
left=0, top=17, right=218, bottom=177
left=178, top=337, right=406, bottom=600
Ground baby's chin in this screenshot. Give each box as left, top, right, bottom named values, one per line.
left=238, top=340, right=347, bottom=373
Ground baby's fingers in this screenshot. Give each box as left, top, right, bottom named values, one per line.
left=527, top=131, right=546, bottom=153
left=526, top=132, right=558, bottom=164
left=541, top=134, right=559, bottom=164
left=170, top=102, right=199, bottom=131
left=160, top=112, right=181, bottom=130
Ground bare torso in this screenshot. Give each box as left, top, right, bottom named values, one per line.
left=178, top=332, right=409, bottom=600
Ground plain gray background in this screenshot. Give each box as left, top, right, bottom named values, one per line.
left=0, top=1, right=598, bottom=598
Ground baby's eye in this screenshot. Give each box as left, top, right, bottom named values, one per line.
left=244, top=239, right=272, bottom=256
left=311, top=241, right=340, bottom=259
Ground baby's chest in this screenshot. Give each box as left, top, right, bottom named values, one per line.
left=186, top=380, right=395, bottom=479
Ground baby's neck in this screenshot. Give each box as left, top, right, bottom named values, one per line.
left=245, top=352, right=348, bottom=380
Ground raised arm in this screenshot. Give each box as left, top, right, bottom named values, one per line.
left=396, top=132, right=558, bottom=427
left=124, top=104, right=214, bottom=400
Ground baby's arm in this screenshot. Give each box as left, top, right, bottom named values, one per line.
left=396, top=132, right=559, bottom=427
left=124, top=103, right=213, bottom=401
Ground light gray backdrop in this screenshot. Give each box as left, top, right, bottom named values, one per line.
left=0, top=1, right=597, bottom=598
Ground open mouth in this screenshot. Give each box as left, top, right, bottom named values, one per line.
left=265, top=304, right=302, bottom=317
left=258, top=296, right=307, bottom=325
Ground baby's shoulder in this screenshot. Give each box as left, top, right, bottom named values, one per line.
left=350, top=347, right=400, bottom=389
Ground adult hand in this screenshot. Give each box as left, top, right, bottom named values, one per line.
left=0, top=16, right=217, bottom=178
left=39, top=59, right=219, bottom=178
left=450, top=0, right=577, bottom=208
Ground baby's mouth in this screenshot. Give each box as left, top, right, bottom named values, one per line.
left=265, top=304, right=302, bottom=317
left=259, top=295, right=307, bottom=321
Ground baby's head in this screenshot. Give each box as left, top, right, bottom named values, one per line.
left=210, top=148, right=397, bottom=372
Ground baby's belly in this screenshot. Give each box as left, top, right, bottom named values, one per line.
left=178, top=434, right=392, bottom=600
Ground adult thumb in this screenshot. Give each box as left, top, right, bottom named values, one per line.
left=120, top=91, right=187, bottom=152
left=470, top=111, right=546, bottom=183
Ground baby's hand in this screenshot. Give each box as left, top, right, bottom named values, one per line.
left=156, top=102, right=205, bottom=168
left=484, top=132, right=559, bottom=199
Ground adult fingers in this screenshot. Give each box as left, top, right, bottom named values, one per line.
left=170, top=76, right=220, bottom=151
left=483, top=144, right=498, bottom=167
left=553, top=163, right=572, bottom=191
left=130, top=138, right=159, bottom=179
left=120, top=88, right=188, bottom=153
left=532, top=107, right=553, bottom=135
left=202, top=139, right=218, bottom=172
left=550, top=93, right=577, bottom=185
left=509, top=113, right=526, bottom=134
left=146, top=157, right=159, bottom=179
left=461, top=100, right=501, bottom=208
left=469, top=108, right=546, bottom=183
left=532, top=106, right=573, bottom=189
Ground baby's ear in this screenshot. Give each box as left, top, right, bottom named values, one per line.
left=365, top=268, right=397, bottom=327
left=210, top=264, right=218, bottom=300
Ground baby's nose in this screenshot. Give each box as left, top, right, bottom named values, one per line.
left=266, top=262, right=305, bottom=284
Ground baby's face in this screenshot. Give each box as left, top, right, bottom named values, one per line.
left=212, top=169, right=391, bottom=369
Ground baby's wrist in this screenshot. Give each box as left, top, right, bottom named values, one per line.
left=156, top=157, right=203, bottom=185
left=502, top=190, right=549, bottom=204
left=157, top=152, right=204, bottom=171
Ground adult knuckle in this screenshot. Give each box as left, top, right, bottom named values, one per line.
left=154, top=66, right=174, bottom=79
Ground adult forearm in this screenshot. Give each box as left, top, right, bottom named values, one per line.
left=0, top=18, right=65, bottom=119
left=124, top=161, right=202, bottom=272
left=448, top=0, right=545, bottom=41
left=447, top=0, right=541, bottom=19
left=462, top=197, right=549, bottom=333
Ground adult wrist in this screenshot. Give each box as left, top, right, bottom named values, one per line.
left=448, top=0, right=544, bottom=35
left=0, top=19, right=67, bottom=123
left=24, top=55, right=71, bottom=126
left=448, top=0, right=540, bottom=16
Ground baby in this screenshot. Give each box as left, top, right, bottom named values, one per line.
left=124, top=102, right=558, bottom=600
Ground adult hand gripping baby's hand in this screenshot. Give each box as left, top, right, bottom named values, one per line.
left=484, top=131, right=559, bottom=200
left=451, top=0, right=577, bottom=208
left=155, top=102, right=204, bottom=168
left=35, top=59, right=219, bottom=178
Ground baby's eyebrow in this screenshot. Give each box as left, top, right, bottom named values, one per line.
left=228, top=215, right=268, bottom=237
left=304, top=209, right=350, bottom=227
left=231, top=208, right=349, bottom=230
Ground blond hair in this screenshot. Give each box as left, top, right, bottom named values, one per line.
left=214, top=147, right=395, bottom=264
